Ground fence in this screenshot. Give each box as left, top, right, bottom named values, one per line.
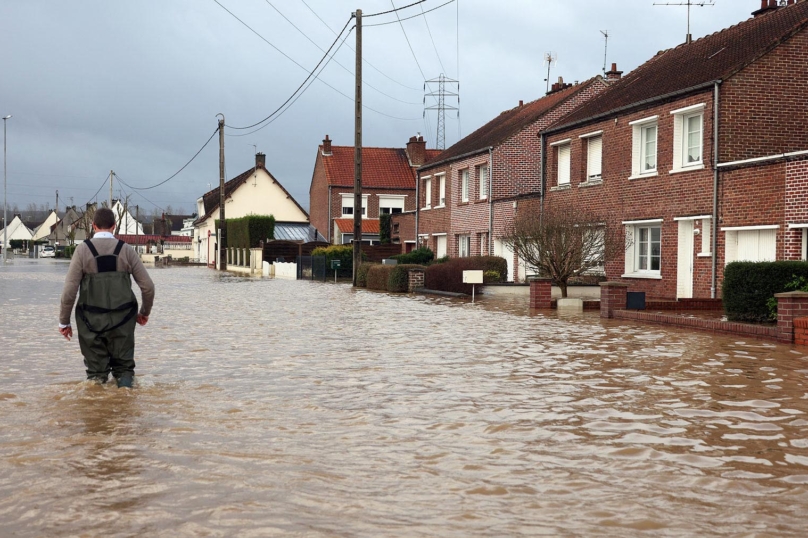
left=264, top=240, right=330, bottom=264
left=296, top=256, right=327, bottom=282
left=361, top=244, right=403, bottom=263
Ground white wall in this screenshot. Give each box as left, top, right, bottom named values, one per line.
left=273, top=262, right=297, bottom=279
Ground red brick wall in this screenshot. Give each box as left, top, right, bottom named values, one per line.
left=545, top=91, right=716, bottom=299
left=785, top=158, right=808, bottom=260
left=719, top=26, right=808, bottom=163
left=450, top=153, right=494, bottom=256
left=417, top=162, right=453, bottom=253
left=308, top=150, right=331, bottom=241
left=390, top=212, right=415, bottom=253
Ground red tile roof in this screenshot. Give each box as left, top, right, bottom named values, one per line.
left=423, top=78, right=602, bottom=168
left=334, top=218, right=380, bottom=234
left=555, top=3, right=808, bottom=129
left=321, top=146, right=427, bottom=189
left=116, top=234, right=191, bottom=245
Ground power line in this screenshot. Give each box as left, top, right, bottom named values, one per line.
left=300, top=0, right=421, bottom=91
left=113, top=128, right=218, bottom=190
left=365, top=0, right=456, bottom=28
left=262, top=1, right=420, bottom=106
left=420, top=3, right=446, bottom=75
left=365, top=0, right=426, bottom=17
left=115, top=175, right=165, bottom=213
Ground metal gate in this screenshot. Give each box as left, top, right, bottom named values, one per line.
left=296, top=255, right=327, bottom=281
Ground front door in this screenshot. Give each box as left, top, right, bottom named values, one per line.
left=677, top=220, right=694, bottom=299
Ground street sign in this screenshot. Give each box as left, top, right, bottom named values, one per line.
left=331, top=259, right=341, bottom=269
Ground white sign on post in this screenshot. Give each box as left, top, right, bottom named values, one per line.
left=462, top=270, right=483, bottom=284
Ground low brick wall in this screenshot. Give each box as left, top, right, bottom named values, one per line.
left=551, top=299, right=600, bottom=310
left=613, top=310, right=779, bottom=342
left=645, top=298, right=724, bottom=311
left=529, top=279, right=552, bottom=309
left=796, top=318, right=808, bottom=347
left=600, top=282, right=628, bottom=318
left=408, top=269, right=425, bottom=292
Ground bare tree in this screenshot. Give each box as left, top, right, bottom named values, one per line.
left=503, top=202, right=629, bottom=298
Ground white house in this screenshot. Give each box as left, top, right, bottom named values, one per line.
left=31, top=210, right=59, bottom=242
left=110, top=200, right=144, bottom=235
left=0, top=214, right=34, bottom=250
left=193, top=153, right=311, bottom=265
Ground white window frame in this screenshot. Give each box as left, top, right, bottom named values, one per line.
left=586, top=134, right=603, bottom=181
left=458, top=234, right=471, bottom=258
left=787, top=223, right=808, bottom=261
left=341, top=193, right=368, bottom=217
left=557, top=143, right=571, bottom=185
left=437, top=174, right=446, bottom=207
left=379, top=194, right=406, bottom=216
left=671, top=103, right=706, bottom=173
left=674, top=214, right=712, bottom=256
left=460, top=169, right=469, bottom=203
left=629, top=116, right=659, bottom=179
left=422, top=176, right=432, bottom=209
left=622, top=219, right=663, bottom=279
left=722, top=225, right=778, bottom=264
left=478, top=164, right=489, bottom=200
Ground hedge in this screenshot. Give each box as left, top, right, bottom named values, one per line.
left=215, top=215, right=275, bottom=249
left=391, top=247, right=434, bottom=265
left=356, top=262, right=375, bottom=287
left=311, top=244, right=367, bottom=278
left=388, top=264, right=425, bottom=292
left=366, top=265, right=395, bottom=291
left=379, top=214, right=391, bottom=244
left=425, top=256, right=508, bottom=294
left=723, top=261, right=808, bottom=322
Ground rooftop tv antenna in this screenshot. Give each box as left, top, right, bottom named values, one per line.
left=653, top=0, right=715, bottom=44
left=543, top=52, right=557, bottom=93
left=600, top=30, right=609, bottom=74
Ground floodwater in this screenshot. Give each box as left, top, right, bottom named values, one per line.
left=2, top=260, right=808, bottom=537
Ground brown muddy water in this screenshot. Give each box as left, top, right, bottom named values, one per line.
left=2, top=260, right=808, bottom=537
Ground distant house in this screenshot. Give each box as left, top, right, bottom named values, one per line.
left=308, top=134, right=440, bottom=245
left=193, top=152, right=311, bottom=266
left=31, top=210, right=59, bottom=242
left=47, top=206, right=85, bottom=246
left=110, top=200, right=143, bottom=235
left=153, top=214, right=195, bottom=237
left=0, top=214, right=33, bottom=250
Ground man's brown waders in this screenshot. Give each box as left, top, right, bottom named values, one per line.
left=75, top=240, right=139, bottom=386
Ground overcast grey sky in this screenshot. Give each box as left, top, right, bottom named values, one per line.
left=1, top=0, right=756, bottom=216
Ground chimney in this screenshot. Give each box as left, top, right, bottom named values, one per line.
left=547, top=76, right=573, bottom=94
left=605, top=63, right=623, bottom=81
left=519, top=100, right=524, bottom=107
left=255, top=152, right=266, bottom=168
left=406, top=134, right=426, bottom=166
left=753, top=0, right=780, bottom=16
left=322, top=134, right=332, bottom=156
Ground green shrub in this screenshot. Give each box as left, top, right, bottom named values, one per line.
left=356, top=262, right=375, bottom=287
left=215, top=215, right=275, bottom=249
left=433, top=255, right=450, bottom=264
left=392, top=247, right=434, bottom=265
left=379, top=214, right=391, bottom=244
left=425, top=256, right=508, bottom=294
left=311, top=244, right=366, bottom=277
left=723, top=261, right=808, bottom=322
left=366, top=265, right=395, bottom=291
left=64, top=245, right=76, bottom=259
left=9, top=239, right=26, bottom=249
left=388, top=264, right=425, bottom=292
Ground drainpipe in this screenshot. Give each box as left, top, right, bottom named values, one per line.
left=540, top=132, right=546, bottom=219
left=415, top=170, right=420, bottom=244
left=488, top=147, right=493, bottom=255
left=327, top=185, right=332, bottom=243
left=711, top=81, right=721, bottom=299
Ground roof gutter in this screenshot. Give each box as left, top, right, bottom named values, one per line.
left=543, top=80, right=718, bottom=136
left=415, top=170, right=420, bottom=241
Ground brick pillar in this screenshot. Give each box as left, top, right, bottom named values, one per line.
left=775, top=291, right=808, bottom=343
left=600, top=281, right=629, bottom=318
left=529, top=278, right=552, bottom=309
left=408, top=269, right=425, bottom=292
left=795, top=318, right=808, bottom=347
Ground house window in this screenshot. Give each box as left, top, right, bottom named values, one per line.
left=623, top=219, right=663, bottom=278
left=460, top=169, right=469, bottom=202
left=435, top=234, right=447, bottom=258
left=458, top=235, right=470, bottom=257
left=437, top=174, right=446, bottom=207
left=671, top=104, right=705, bottom=172
left=423, top=176, right=432, bottom=209
left=341, top=194, right=367, bottom=217
left=723, top=226, right=777, bottom=264
left=630, top=116, right=659, bottom=177
left=478, top=164, right=489, bottom=199
left=557, top=143, right=571, bottom=185
left=586, top=135, right=602, bottom=181
left=379, top=195, right=405, bottom=215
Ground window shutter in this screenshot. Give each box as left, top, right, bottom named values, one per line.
left=631, top=126, right=641, bottom=177
left=701, top=217, right=711, bottom=254
left=587, top=136, right=602, bottom=179
left=724, top=231, right=738, bottom=265
left=624, top=226, right=635, bottom=274
left=758, top=229, right=776, bottom=261
left=558, top=145, right=571, bottom=185
left=672, top=114, right=683, bottom=171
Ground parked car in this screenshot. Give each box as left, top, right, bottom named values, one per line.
left=41, top=246, right=55, bottom=258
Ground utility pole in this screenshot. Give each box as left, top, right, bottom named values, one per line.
left=135, top=205, right=139, bottom=237
left=352, top=8, right=362, bottom=286
left=217, top=114, right=227, bottom=271
left=109, top=170, right=113, bottom=207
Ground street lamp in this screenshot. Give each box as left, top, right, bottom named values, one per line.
left=2, top=115, right=11, bottom=263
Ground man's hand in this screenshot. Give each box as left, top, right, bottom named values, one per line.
left=59, top=326, right=73, bottom=341
left=136, top=314, right=149, bottom=326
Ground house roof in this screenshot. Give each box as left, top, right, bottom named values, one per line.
left=554, top=2, right=808, bottom=130
left=116, top=234, right=192, bottom=245
left=320, top=146, right=440, bottom=189
left=154, top=214, right=194, bottom=235
left=196, top=165, right=308, bottom=225
left=422, top=78, right=601, bottom=169
left=334, top=218, right=381, bottom=234
left=274, top=221, right=327, bottom=242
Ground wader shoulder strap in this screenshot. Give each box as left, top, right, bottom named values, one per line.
left=113, top=240, right=125, bottom=255
left=84, top=239, right=99, bottom=257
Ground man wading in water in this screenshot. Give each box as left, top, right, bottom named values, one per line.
left=58, top=207, right=155, bottom=388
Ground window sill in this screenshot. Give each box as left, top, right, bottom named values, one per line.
left=670, top=164, right=705, bottom=175
left=550, top=184, right=571, bottom=192
left=697, top=252, right=712, bottom=258
left=579, top=180, right=603, bottom=188
left=621, top=272, right=662, bottom=280
left=628, top=172, right=659, bottom=180
left=421, top=207, right=431, bottom=211
left=434, top=204, right=445, bottom=209
left=458, top=201, right=469, bottom=206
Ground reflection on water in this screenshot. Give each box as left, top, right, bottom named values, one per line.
left=2, top=259, right=808, bottom=537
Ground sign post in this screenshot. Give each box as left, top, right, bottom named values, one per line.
left=462, top=270, right=484, bottom=303
left=331, top=259, right=341, bottom=283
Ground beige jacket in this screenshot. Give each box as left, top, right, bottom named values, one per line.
left=59, top=237, right=155, bottom=325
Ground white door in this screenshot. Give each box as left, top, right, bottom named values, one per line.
left=436, top=235, right=447, bottom=258
left=494, top=239, right=514, bottom=282
left=677, top=220, right=694, bottom=299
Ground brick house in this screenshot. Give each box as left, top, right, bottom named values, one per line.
left=415, top=76, right=609, bottom=281
left=540, top=0, right=808, bottom=300
left=309, top=134, right=439, bottom=244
